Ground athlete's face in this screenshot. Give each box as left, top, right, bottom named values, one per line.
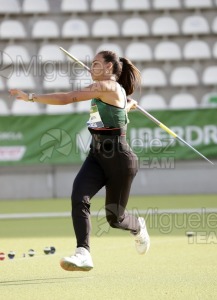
left=90, top=54, right=112, bottom=80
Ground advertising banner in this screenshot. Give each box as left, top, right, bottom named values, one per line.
left=0, top=109, right=216, bottom=166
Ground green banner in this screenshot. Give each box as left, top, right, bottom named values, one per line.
left=128, top=109, right=217, bottom=168
left=0, top=108, right=216, bottom=166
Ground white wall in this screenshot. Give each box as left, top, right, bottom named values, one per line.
left=0, top=160, right=217, bottom=199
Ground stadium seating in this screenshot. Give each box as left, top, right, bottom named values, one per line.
left=201, top=93, right=217, bottom=107
left=76, top=101, right=91, bottom=113
left=38, top=45, right=65, bottom=62
left=96, top=43, right=123, bottom=56
left=184, top=0, right=212, bottom=9
left=32, top=20, right=59, bottom=39
left=170, top=67, right=199, bottom=87
left=122, top=0, right=150, bottom=11
left=61, top=0, right=89, bottom=12
left=22, top=0, right=50, bottom=14
left=0, top=99, right=9, bottom=115
left=0, top=78, right=5, bottom=90
left=4, top=45, right=31, bottom=65
left=125, top=42, right=152, bottom=62
left=153, top=0, right=181, bottom=10
left=91, top=0, right=119, bottom=12
left=154, top=41, right=181, bottom=61
left=11, top=100, right=41, bottom=115
left=141, top=68, right=167, bottom=87
left=183, top=40, right=211, bottom=60
left=0, top=20, right=27, bottom=39
left=121, top=18, right=149, bottom=37
left=213, top=41, right=217, bottom=58
left=0, top=52, right=14, bottom=79
left=0, top=0, right=216, bottom=114
left=169, top=94, right=198, bottom=109
left=92, top=18, right=119, bottom=37
left=62, top=19, right=89, bottom=38
left=202, top=66, right=217, bottom=85
left=212, top=16, right=217, bottom=33
left=7, top=72, right=36, bottom=90
left=139, top=94, right=167, bottom=110
left=45, top=104, right=75, bottom=114
left=43, top=73, right=72, bottom=91
left=72, top=72, right=93, bottom=90
left=68, top=44, right=94, bottom=62
left=0, top=0, right=21, bottom=14
left=182, top=16, right=210, bottom=35
left=152, top=16, right=179, bottom=36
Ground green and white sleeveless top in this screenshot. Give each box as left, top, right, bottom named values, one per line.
left=87, top=91, right=129, bottom=129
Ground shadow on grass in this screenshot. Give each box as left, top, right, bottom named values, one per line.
left=0, top=275, right=94, bottom=286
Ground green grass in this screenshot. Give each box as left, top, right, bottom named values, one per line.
left=1, top=194, right=217, bottom=214
left=0, top=195, right=217, bottom=300
left=0, top=236, right=217, bottom=300
left=1, top=195, right=217, bottom=238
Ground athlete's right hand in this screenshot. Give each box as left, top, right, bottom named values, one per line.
left=9, top=89, right=28, bottom=101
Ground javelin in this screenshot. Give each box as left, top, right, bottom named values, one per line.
left=59, top=47, right=214, bottom=165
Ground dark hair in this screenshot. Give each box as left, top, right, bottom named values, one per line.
left=98, top=50, right=141, bottom=96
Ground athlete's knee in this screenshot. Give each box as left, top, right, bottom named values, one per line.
left=106, top=214, right=123, bottom=228
left=105, top=204, right=124, bottom=228
left=106, top=215, right=118, bottom=228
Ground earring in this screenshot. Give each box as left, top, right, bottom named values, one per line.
left=106, top=70, right=109, bottom=74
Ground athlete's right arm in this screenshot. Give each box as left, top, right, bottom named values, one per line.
left=9, top=82, right=106, bottom=105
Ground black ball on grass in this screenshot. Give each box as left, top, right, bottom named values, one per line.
left=28, top=249, right=35, bottom=257
left=50, top=246, right=56, bottom=254
left=43, top=247, right=51, bottom=255
left=8, top=251, right=15, bottom=259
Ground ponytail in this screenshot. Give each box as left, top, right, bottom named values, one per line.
left=98, top=51, right=141, bottom=96
left=118, top=57, right=141, bottom=96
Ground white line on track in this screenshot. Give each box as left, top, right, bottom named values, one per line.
left=0, top=208, right=217, bottom=220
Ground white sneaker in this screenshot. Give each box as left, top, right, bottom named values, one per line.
left=60, top=247, right=94, bottom=271
left=134, top=217, right=150, bottom=255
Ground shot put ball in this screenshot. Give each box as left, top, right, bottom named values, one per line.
left=50, top=246, right=56, bottom=254
left=8, top=251, right=15, bottom=259
left=44, top=247, right=51, bottom=255
left=28, top=249, right=35, bottom=257
left=0, top=252, right=5, bottom=261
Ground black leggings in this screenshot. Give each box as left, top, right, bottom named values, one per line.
left=71, top=137, right=139, bottom=251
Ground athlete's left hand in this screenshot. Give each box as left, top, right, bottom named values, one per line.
left=127, top=98, right=137, bottom=111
